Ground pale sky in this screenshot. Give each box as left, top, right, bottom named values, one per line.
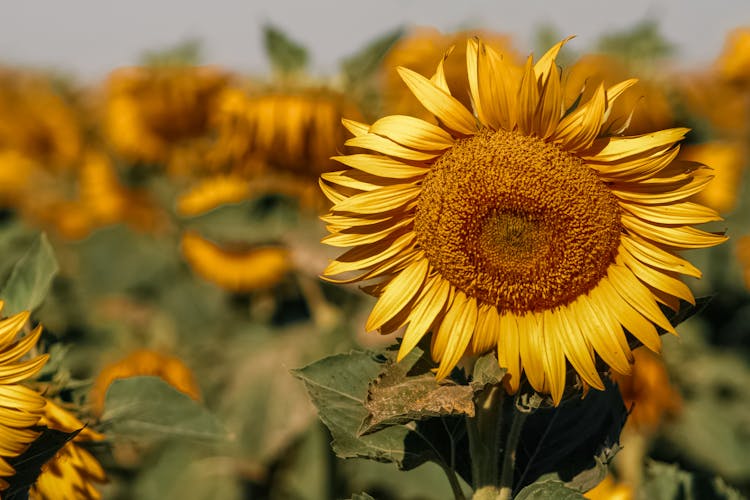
left=1, top=0, right=748, bottom=80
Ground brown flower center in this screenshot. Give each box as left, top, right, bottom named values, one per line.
left=414, top=129, right=622, bottom=313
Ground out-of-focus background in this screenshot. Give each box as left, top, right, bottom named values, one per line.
left=0, top=1, right=749, bottom=499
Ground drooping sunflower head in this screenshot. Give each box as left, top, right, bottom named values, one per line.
left=90, top=349, right=201, bottom=417
left=321, top=38, right=726, bottom=404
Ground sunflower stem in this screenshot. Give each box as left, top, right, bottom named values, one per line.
left=498, top=401, right=528, bottom=500
left=467, top=385, right=506, bottom=496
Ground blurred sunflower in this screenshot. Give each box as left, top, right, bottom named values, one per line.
left=716, top=27, right=750, bottom=86
left=103, top=65, right=228, bottom=173
left=563, top=54, right=674, bottom=135
left=181, top=231, right=291, bottom=293
left=0, top=69, right=84, bottom=172
left=90, top=349, right=201, bottom=417
left=679, top=141, right=747, bottom=214
left=381, top=27, right=518, bottom=119
left=208, top=87, right=362, bottom=176
left=0, top=308, right=48, bottom=490
left=321, top=38, right=726, bottom=404
left=584, top=474, right=632, bottom=500
left=30, top=400, right=106, bottom=500
left=612, top=347, right=682, bottom=433
left=176, top=174, right=252, bottom=217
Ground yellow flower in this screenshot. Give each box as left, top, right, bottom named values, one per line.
left=0, top=307, right=48, bottom=490
left=208, top=88, right=362, bottom=176
left=381, top=27, right=518, bottom=119
left=321, top=38, right=726, bottom=404
left=716, top=27, right=750, bottom=86
left=103, top=66, right=227, bottom=169
left=611, top=347, right=682, bottom=432
left=181, top=231, right=291, bottom=292
left=176, top=174, right=251, bottom=216
left=0, top=69, right=83, bottom=171
left=563, top=54, right=674, bottom=135
left=90, top=349, right=201, bottom=417
left=679, top=141, right=747, bottom=214
left=584, top=474, right=633, bottom=500
left=30, top=400, right=106, bottom=500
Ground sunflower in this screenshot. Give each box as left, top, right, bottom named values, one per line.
left=90, top=349, right=201, bottom=417
left=30, top=400, right=106, bottom=500
left=584, top=474, right=632, bottom=500
left=738, top=236, right=750, bottom=289
left=176, top=174, right=252, bottom=216
left=181, top=231, right=291, bottom=292
left=381, top=27, right=518, bottom=119
left=611, top=347, right=681, bottom=432
left=320, top=38, right=726, bottom=404
left=716, top=27, right=750, bottom=86
left=563, top=54, right=674, bottom=135
left=0, top=307, right=49, bottom=489
left=679, top=141, right=747, bottom=214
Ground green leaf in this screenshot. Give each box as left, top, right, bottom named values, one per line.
left=515, top=479, right=586, bottom=500
left=470, top=352, right=507, bottom=391
left=102, top=376, right=227, bottom=442
left=641, top=460, right=744, bottom=500
left=271, top=423, right=332, bottom=500
left=4, top=427, right=81, bottom=499
left=341, top=28, right=404, bottom=83
left=360, top=347, right=474, bottom=435
left=133, top=442, right=242, bottom=500
left=349, top=494, right=375, bottom=500
left=596, top=20, right=675, bottom=64
left=140, top=38, right=203, bottom=66
left=294, top=348, right=469, bottom=474
left=263, top=24, right=308, bottom=74
left=514, top=380, right=626, bottom=492
left=1, top=233, right=59, bottom=315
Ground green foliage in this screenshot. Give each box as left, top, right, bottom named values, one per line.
left=0, top=233, right=59, bottom=315
left=140, top=39, right=203, bottom=66
left=263, top=24, right=309, bottom=74
left=640, top=461, right=744, bottom=500
left=5, top=427, right=81, bottom=500
left=515, top=479, right=586, bottom=499
left=596, top=20, right=675, bottom=65
left=101, top=376, right=227, bottom=443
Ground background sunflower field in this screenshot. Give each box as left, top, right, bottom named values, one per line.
left=0, top=4, right=749, bottom=499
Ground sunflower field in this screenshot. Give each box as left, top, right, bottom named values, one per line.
left=0, top=19, right=748, bottom=500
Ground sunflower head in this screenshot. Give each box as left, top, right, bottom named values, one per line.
left=321, top=38, right=726, bottom=404
left=0, top=306, right=48, bottom=489
left=30, top=400, right=106, bottom=500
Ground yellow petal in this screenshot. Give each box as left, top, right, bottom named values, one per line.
left=346, top=134, right=439, bottom=162
left=342, top=118, right=370, bottom=137
left=332, top=184, right=421, bottom=214
left=516, top=56, right=540, bottom=136
left=370, top=115, right=455, bottom=151
left=597, top=276, right=661, bottom=352
left=398, top=276, right=451, bottom=361
left=621, top=214, right=727, bottom=249
left=620, top=233, right=701, bottom=278
left=607, top=262, right=676, bottom=334
left=541, top=310, right=567, bottom=405
left=555, top=307, right=604, bottom=390
left=518, top=313, right=545, bottom=392
left=582, top=128, right=690, bottom=161
left=620, top=248, right=695, bottom=305
left=397, top=66, right=478, bottom=135
left=366, top=259, right=430, bottom=331
left=497, top=312, right=521, bottom=393
left=471, top=303, right=500, bottom=355
left=435, top=292, right=478, bottom=379
left=332, top=154, right=430, bottom=179
left=619, top=201, right=722, bottom=225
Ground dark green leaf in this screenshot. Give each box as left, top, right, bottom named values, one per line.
left=360, top=347, right=474, bottom=435
left=515, top=479, right=586, bottom=500
left=1, top=233, right=59, bottom=315
left=4, top=427, right=81, bottom=499
left=102, top=376, right=227, bottom=442
left=514, top=380, right=626, bottom=493
left=641, top=460, right=744, bottom=500
left=294, top=348, right=469, bottom=475
left=263, top=24, right=308, bottom=74
left=470, top=352, right=506, bottom=392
